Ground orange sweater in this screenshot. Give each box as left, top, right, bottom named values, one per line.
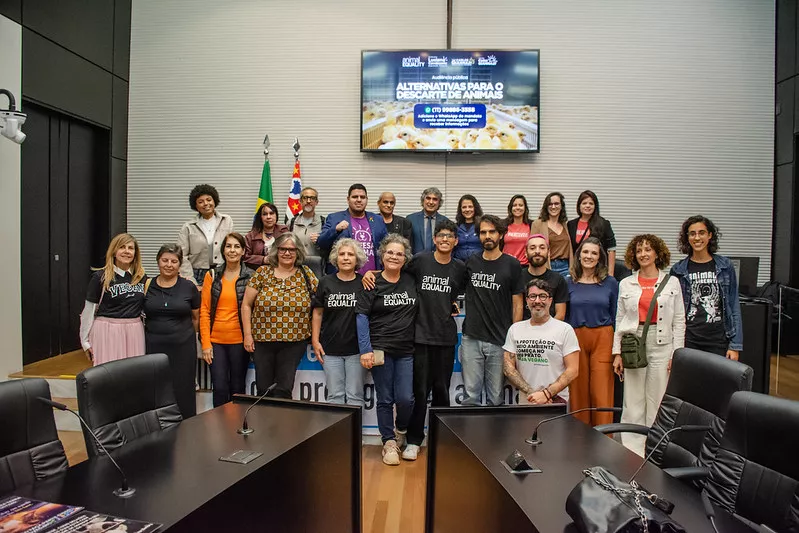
left=200, top=273, right=244, bottom=349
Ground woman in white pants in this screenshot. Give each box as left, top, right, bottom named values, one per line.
left=612, top=234, right=685, bottom=456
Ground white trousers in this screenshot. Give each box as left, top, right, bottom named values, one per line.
left=620, top=325, right=672, bottom=457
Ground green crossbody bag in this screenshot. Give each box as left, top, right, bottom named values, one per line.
left=620, top=274, right=671, bottom=369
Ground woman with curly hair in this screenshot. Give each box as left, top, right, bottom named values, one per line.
left=177, top=184, right=235, bottom=285
left=79, top=233, right=147, bottom=365
left=530, top=192, right=572, bottom=278
left=670, top=216, right=742, bottom=359
left=612, top=234, right=685, bottom=455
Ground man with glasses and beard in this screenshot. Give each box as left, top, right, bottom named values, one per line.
left=503, top=279, right=580, bottom=405
left=461, top=214, right=524, bottom=406
left=521, top=234, right=569, bottom=321
left=290, top=187, right=326, bottom=278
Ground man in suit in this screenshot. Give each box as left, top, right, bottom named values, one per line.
left=318, top=183, right=388, bottom=274
left=407, top=187, right=450, bottom=255
left=378, top=191, right=413, bottom=247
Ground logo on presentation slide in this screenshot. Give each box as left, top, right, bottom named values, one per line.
left=402, top=56, right=425, bottom=67
left=428, top=56, right=449, bottom=67
left=478, top=55, right=498, bottom=66
left=451, top=58, right=475, bottom=66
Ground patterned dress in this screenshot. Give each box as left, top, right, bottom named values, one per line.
left=247, top=265, right=318, bottom=341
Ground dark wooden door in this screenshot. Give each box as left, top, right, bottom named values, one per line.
left=21, top=103, right=110, bottom=364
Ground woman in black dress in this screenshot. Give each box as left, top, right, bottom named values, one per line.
left=144, top=243, right=201, bottom=418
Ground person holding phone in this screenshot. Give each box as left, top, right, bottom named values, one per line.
left=356, top=234, right=418, bottom=466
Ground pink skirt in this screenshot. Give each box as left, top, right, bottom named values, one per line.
left=89, top=317, right=146, bottom=366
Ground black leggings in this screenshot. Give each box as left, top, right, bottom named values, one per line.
left=252, top=340, right=308, bottom=398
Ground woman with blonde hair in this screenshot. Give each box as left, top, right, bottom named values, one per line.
left=79, top=233, right=147, bottom=365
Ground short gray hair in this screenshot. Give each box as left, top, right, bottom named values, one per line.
left=420, top=187, right=443, bottom=205
left=329, top=238, right=367, bottom=270
left=267, top=233, right=306, bottom=267
left=378, top=234, right=412, bottom=266
left=156, top=243, right=184, bottom=265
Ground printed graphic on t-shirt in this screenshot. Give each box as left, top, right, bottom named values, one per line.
left=687, top=270, right=722, bottom=324
left=421, top=274, right=452, bottom=294
left=350, top=218, right=373, bottom=258
left=383, top=291, right=416, bottom=306
left=515, top=338, right=555, bottom=365
left=470, top=271, right=501, bottom=290
left=327, top=292, right=356, bottom=307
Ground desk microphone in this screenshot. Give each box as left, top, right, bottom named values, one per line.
left=238, top=382, right=277, bottom=435
left=628, top=424, right=711, bottom=483
left=701, top=490, right=720, bottom=533
left=37, top=397, right=135, bottom=498
left=526, top=407, right=622, bottom=446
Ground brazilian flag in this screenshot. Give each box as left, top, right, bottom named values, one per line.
left=255, top=159, right=273, bottom=212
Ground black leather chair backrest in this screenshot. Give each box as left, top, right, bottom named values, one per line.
left=706, top=391, right=799, bottom=532
left=0, top=378, right=68, bottom=492
left=76, top=353, right=182, bottom=458
left=646, top=348, right=753, bottom=472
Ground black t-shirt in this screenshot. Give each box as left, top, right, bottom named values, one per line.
left=312, top=273, right=363, bottom=356
left=406, top=252, right=467, bottom=346
left=385, top=215, right=413, bottom=244
left=685, top=259, right=727, bottom=349
left=463, top=253, right=525, bottom=346
left=86, top=270, right=147, bottom=319
left=520, top=268, right=569, bottom=320
left=144, top=276, right=201, bottom=343
left=355, top=272, right=418, bottom=355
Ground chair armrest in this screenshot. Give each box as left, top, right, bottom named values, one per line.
left=662, top=466, right=710, bottom=481
left=593, top=423, right=650, bottom=435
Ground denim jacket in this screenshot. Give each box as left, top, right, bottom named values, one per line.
left=669, top=254, right=743, bottom=351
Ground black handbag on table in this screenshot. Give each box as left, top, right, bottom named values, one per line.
left=620, top=274, right=671, bottom=369
left=565, top=466, right=685, bottom=533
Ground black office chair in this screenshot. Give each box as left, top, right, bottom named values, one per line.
left=76, top=353, right=183, bottom=458
left=0, top=378, right=68, bottom=492
left=705, top=391, right=799, bottom=532
left=595, top=348, right=753, bottom=479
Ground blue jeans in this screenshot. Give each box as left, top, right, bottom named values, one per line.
left=460, top=336, right=505, bottom=406
left=323, top=354, right=366, bottom=407
left=370, top=354, right=414, bottom=443
left=550, top=258, right=570, bottom=280
left=210, top=343, right=250, bottom=407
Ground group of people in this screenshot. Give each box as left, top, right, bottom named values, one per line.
left=79, top=182, right=743, bottom=463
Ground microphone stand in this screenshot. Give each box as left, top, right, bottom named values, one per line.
left=37, top=397, right=135, bottom=498
left=526, top=407, right=621, bottom=446
left=238, top=382, right=277, bottom=435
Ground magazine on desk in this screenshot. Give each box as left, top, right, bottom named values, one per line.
left=0, top=496, right=161, bottom=533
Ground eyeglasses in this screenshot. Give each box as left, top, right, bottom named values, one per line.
left=301, top=195, right=318, bottom=201
left=688, top=230, right=709, bottom=238
left=384, top=250, right=405, bottom=257
left=277, top=247, right=298, bottom=255
left=526, top=293, right=551, bottom=301
left=435, top=233, right=455, bottom=240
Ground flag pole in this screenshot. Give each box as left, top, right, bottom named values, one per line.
left=293, top=137, right=300, bottom=159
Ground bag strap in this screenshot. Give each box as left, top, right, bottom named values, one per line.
left=298, top=264, right=314, bottom=298
left=641, top=273, right=671, bottom=339
left=144, top=278, right=152, bottom=294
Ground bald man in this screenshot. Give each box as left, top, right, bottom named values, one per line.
left=378, top=192, right=413, bottom=246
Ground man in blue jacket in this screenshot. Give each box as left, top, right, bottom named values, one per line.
left=318, top=183, right=388, bottom=274
left=670, top=215, right=742, bottom=359
left=407, top=187, right=450, bottom=255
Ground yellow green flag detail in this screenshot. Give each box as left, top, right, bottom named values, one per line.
left=255, top=159, right=274, bottom=213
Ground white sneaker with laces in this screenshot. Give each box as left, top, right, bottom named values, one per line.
left=402, top=443, right=419, bottom=461
left=382, top=440, right=400, bottom=466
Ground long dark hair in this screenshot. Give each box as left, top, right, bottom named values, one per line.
left=456, top=194, right=484, bottom=225
left=678, top=215, right=721, bottom=256
left=505, top=194, right=531, bottom=226
left=570, top=236, right=609, bottom=282
left=575, top=190, right=605, bottom=239
left=252, top=202, right=279, bottom=232
left=539, top=192, right=567, bottom=223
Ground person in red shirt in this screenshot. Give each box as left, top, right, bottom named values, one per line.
left=503, top=194, right=532, bottom=265
left=567, top=190, right=617, bottom=276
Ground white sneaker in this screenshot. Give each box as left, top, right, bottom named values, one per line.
left=394, top=429, right=407, bottom=449
left=382, top=440, right=400, bottom=466
left=402, top=443, right=419, bottom=461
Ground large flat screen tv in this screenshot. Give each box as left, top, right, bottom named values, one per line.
left=361, top=50, right=539, bottom=153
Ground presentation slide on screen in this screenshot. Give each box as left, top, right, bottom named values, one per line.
left=361, top=50, right=539, bottom=152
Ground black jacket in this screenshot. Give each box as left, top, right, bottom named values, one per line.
left=567, top=216, right=617, bottom=253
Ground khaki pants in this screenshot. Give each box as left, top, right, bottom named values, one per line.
left=572, top=326, right=615, bottom=426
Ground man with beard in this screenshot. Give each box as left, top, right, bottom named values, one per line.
left=290, top=187, right=326, bottom=278
left=319, top=184, right=387, bottom=275
left=461, top=214, right=524, bottom=406
left=521, top=234, right=569, bottom=321
left=503, top=279, right=580, bottom=405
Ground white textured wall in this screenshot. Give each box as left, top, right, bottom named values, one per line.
left=129, top=0, right=774, bottom=281
left=0, top=15, right=23, bottom=379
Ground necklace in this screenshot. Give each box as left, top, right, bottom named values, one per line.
left=158, top=277, right=177, bottom=307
